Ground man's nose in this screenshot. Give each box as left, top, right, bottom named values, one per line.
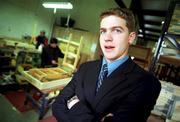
left=104, top=32, right=112, bottom=41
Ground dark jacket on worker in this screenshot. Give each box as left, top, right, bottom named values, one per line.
left=41, top=45, right=64, bottom=67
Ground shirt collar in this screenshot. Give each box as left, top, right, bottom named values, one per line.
left=102, top=55, right=129, bottom=75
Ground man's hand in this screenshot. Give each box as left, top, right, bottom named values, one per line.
left=67, top=95, right=80, bottom=109
left=52, top=60, right=58, bottom=65
left=101, top=113, right=114, bottom=122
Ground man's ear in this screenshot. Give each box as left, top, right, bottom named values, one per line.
left=128, top=32, right=136, bottom=44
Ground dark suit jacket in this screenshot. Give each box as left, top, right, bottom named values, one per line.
left=52, top=57, right=161, bottom=122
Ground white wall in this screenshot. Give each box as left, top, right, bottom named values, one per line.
left=55, top=0, right=118, bottom=33
left=72, top=0, right=118, bottom=32
left=0, top=0, right=55, bottom=39
left=0, top=0, right=119, bottom=38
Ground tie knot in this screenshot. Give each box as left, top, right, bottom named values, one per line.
left=103, top=63, right=107, bottom=69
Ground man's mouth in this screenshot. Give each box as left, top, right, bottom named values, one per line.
left=104, top=46, right=115, bottom=51
left=105, top=46, right=114, bottom=49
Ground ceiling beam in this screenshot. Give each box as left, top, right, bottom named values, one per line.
left=142, top=9, right=167, bottom=16
left=130, top=0, right=146, bottom=39
left=144, top=20, right=162, bottom=26
left=145, top=37, right=158, bottom=42
left=114, top=0, right=126, bottom=8
left=144, top=28, right=162, bottom=33
left=138, top=37, right=158, bottom=42
left=145, top=33, right=160, bottom=38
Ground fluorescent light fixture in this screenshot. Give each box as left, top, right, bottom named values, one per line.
left=161, top=21, right=164, bottom=24
left=42, top=2, right=73, bottom=9
left=138, top=29, right=142, bottom=33
left=138, top=34, right=144, bottom=37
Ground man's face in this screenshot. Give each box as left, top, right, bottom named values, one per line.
left=100, top=15, right=136, bottom=63
left=50, top=43, right=57, bottom=48
left=40, top=32, right=45, bottom=36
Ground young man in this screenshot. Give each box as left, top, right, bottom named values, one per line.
left=41, top=38, right=64, bottom=67
left=52, top=8, right=161, bottom=122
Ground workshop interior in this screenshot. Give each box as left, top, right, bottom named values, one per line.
left=0, top=0, right=179, bottom=122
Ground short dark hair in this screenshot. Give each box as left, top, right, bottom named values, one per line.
left=50, top=38, right=58, bottom=44
left=40, top=31, right=45, bottom=34
left=100, top=7, right=136, bottom=33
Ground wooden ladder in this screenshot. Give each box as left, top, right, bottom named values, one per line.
left=62, top=33, right=83, bottom=72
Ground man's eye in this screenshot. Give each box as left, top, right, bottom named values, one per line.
left=114, top=29, right=122, bottom=33
left=100, top=31, right=105, bottom=34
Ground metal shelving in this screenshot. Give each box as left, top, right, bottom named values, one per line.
left=150, top=0, right=180, bottom=85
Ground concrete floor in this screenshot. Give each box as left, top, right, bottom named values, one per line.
left=0, top=92, right=165, bottom=122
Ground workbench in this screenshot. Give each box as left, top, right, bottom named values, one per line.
left=22, top=67, right=72, bottom=119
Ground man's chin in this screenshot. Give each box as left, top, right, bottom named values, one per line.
left=104, top=56, right=116, bottom=62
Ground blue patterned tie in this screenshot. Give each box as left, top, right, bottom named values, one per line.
left=96, top=63, right=108, bottom=92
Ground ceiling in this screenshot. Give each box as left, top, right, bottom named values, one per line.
left=115, top=0, right=171, bottom=42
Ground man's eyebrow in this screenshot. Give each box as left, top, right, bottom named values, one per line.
left=100, top=27, right=106, bottom=30
left=100, top=26, right=124, bottom=31
left=99, top=28, right=106, bottom=32
left=112, top=26, right=124, bottom=30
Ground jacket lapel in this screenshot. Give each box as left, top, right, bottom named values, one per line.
left=93, top=58, right=135, bottom=107
left=83, top=60, right=102, bottom=104
left=93, top=71, right=126, bottom=107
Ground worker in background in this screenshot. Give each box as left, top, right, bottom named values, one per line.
left=41, top=38, right=64, bottom=68
left=35, top=30, right=48, bottom=50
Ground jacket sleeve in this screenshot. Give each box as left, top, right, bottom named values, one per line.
left=105, top=76, right=161, bottom=122
left=41, top=47, right=46, bottom=67
left=52, top=64, right=96, bottom=122
left=57, top=47, right=64, bottom=58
